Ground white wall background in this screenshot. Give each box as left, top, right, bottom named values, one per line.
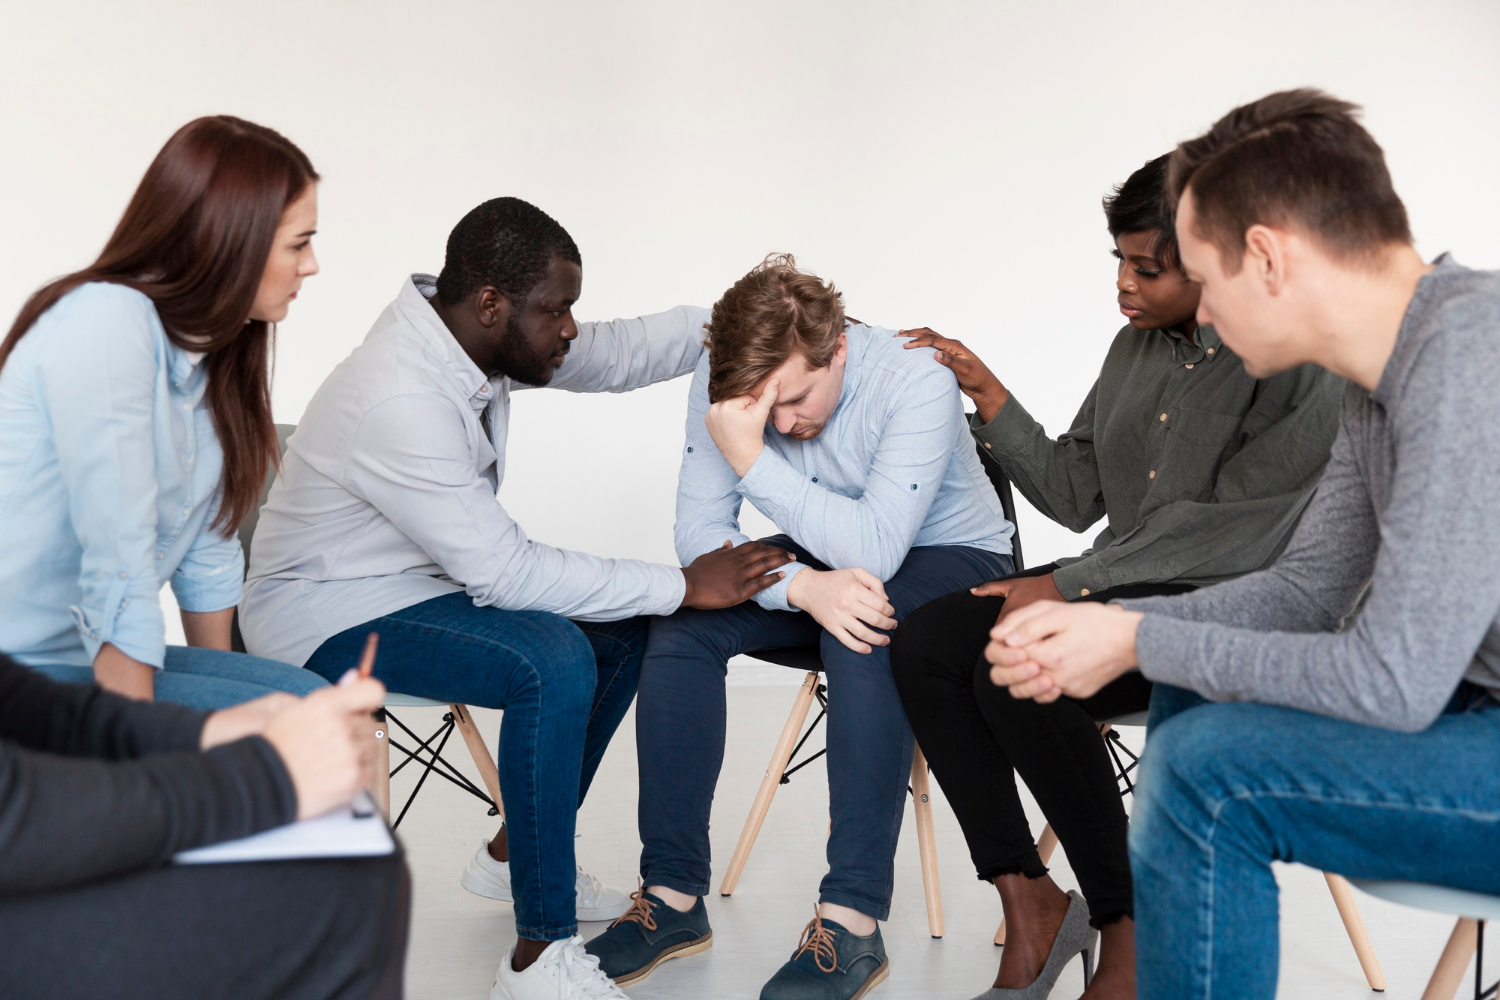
left=4, top=0, right=1498, bottom=581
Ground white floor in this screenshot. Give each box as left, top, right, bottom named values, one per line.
left=392, top=662, right=1472, bottom=1000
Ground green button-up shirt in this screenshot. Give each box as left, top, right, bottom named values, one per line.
left=973, top=323, right=1345, bottom=599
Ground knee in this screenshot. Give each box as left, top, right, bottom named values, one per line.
left=524, top=617, right=596, bottom=709
left=888, top=594, right=962, bottom=691
left=644, top=608, right=734, bottom=667
left=1131, top=705, right=1245, bottom=857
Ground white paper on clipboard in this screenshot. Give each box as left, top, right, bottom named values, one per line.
left=173, top=792, right=394, bottom=865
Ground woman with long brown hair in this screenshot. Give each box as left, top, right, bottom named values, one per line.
left=0, top=115, right=328, bottom=708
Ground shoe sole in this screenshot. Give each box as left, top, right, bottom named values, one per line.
left=461, top=869, right=513, bottom=902
left=849, top=959, right=890, bottom=1000
left=611, top=931, right=714, bottom=986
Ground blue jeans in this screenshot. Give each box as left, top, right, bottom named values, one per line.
left=28, top=646, right=327, bottom=709
left=1132, top=681, right=1500, bottom=999
left=636, top=537, right=1013, bottom=920
left=304, top=592, right=646, bottom=941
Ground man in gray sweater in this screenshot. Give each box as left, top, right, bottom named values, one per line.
left=987, top=89, right=1500, bottom=1000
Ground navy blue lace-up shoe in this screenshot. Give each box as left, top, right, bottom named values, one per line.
left=583, top=888, right=712, bottom=986
left=760, top=913, right=889, bottom=1000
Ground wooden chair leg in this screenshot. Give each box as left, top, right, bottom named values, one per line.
left=450, top=703, right=504, bottom=820
left=995, top=824, right=1060, bottom=945
left=911, top=744, right=945, bottom=938
left=373, top=710, right=391, bottom=818
left=1421, top=917, right=1479, bottom=1000
left=720, top=672, right=819, bottom=896
left=1325, top=872, right=1388, bottom=992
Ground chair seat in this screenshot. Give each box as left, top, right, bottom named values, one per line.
left=1102, top=711, right=1150, bottom=728
left=1352, top=880, right=1500, bottom=920
left=748, top=646, right=825, bottom=672
left=383, top=693, right=450, bottom=709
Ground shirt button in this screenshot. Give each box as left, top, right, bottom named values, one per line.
left=1206, top=347, right=1215, bottom=356
left=1080, top=588, right=1091, bottom=596
left=186, top=457, right=195, bottom=466
left=1149, top=470, right=1156, bottom=479
left=984, top=441, right=992, bottom=450
left=1159, top=413, right=1167, bottom=422
left=118, top=571, right=127, bottom=580
left=1185, top=363, right=1195, bottom=369
left=811, top=476, right=819, bottom=483
left=182, top=402, right=192, bottom=411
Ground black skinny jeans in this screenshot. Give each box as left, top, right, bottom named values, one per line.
left=890, top=564, right=1193, bottom=928
left=0, top=852, right=410, bottom=1000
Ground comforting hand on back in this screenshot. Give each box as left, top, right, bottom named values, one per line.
left=788, top=567, right=898, bottom=654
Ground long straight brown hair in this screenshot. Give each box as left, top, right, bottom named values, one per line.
left=0, top=115, right=318, bottom=536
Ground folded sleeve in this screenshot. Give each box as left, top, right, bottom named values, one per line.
left=541, top=306, right=710, bottom=394
left=170, top=490, right=247, bottom=613
left=33, top=287, right=168, bottom=667
left=345, top=393, right=685, bottom=620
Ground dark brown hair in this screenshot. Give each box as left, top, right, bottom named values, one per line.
left=1, top=116, right=318, bottom=535
left=705, top=254, right=845, bottom=403
left=1167, top=88, right=1411, bottom=272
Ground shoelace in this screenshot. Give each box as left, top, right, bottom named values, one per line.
left=552, top=936, right=626, bottom=1000
left=610, top=883, right=658, bottom=931
left=792, top=910, right=840, bottom=974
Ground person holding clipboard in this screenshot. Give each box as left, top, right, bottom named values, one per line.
left=0, top=638, right=409, bottom=1000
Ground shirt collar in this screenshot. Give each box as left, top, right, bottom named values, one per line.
left=167, top=343, right=207, bottom=391
left=397, top=273, right=496, bottom=409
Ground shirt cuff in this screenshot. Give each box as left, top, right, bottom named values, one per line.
left=1051, top=558, right=1109, bottom=600
left=971, top=395, right=1044, bottom=458
left=736, top=447, right=809, bottom=520
left=171, top=552, right=247, bottom=613
left=654, top=563, right=689, bottom=615
left=73, top=599, right=167, bottom=670
left=753, top=560, right=808, bottom=612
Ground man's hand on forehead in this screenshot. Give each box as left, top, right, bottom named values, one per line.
left=705, top=379, right=779, bottom=478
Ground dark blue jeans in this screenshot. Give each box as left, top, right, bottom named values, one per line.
left=305, top=592, right=646, bottom=941
left=1134, top=680, right=1500, bottom=999
left=636, top=537, right=1013, bottom=921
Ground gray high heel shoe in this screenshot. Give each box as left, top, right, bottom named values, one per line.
left=969, top=889, right=1098, bottom=1000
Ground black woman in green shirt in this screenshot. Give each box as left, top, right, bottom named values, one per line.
left=889, top=154, right=1346, bottom=1000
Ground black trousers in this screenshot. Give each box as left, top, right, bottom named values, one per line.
left=890, top=564, right=1193, bottom=927
left=0, top=852, right=410, bottom=1000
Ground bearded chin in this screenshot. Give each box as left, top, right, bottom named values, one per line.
left=495, top=317, right=555, bottom=387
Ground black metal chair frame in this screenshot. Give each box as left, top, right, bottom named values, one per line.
left=380, top=707, right=499, bottom=829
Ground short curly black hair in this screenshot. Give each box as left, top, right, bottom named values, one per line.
left=435, top=197, right=581, bottom=306
left=1103, top=154, right=1179, bottom=268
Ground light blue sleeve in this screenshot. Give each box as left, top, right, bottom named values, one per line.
left=170, top=492, right=247, bottom=613
left=737, top=368, right=959, bottom=581
left=35, top=286, right=168, bottom=667
left=539, top=305, right=711, bottom=394
left=673, top=357, right=807, bottom=611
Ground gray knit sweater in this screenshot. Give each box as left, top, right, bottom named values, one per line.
left=1121, top=255, right=1500, bottom=732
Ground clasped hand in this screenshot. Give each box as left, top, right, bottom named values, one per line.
left=984, top=600, right=1144, bottom=703
left=788, top=567, right=896, bottom=654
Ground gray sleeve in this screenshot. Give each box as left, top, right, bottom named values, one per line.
left=1123, top=326, right=1500, bottom=732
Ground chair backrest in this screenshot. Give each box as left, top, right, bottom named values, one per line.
left=237, top=423, right=298, bottom=563
left=972, top=434, right=1025, bottom=572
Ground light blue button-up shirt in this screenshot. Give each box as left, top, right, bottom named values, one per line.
left=675, top=323, right=1015, bottom=611
left=0, top=282, right=246, bottom=669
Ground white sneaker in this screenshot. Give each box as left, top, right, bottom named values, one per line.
left=462, top=840, right=633, bottom=921
left=490, top=935, right=627, bottom=1000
